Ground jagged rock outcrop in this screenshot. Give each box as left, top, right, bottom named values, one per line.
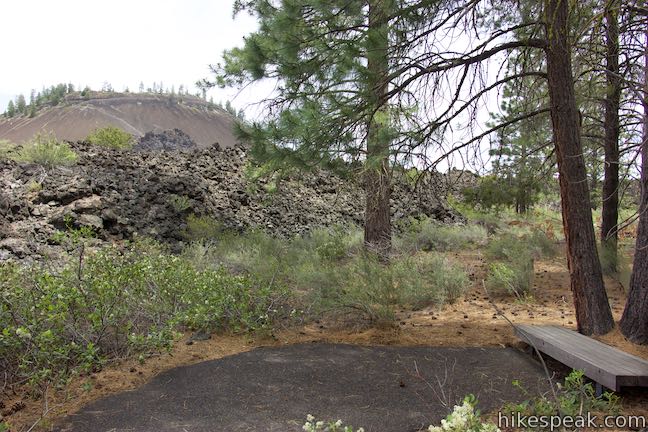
left=0, top=139, right=466, bottom=262
left=136, top=128, right=200, bottom=152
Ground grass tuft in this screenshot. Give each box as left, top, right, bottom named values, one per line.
left=14, top=133, right=78, bottom=167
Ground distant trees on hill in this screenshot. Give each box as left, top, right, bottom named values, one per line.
left=2, top=82, right=244, bottom=119
left=3, top=83, right=74, bottom=118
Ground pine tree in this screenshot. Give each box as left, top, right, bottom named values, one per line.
left=212, top=0, right=411, bottom=254
left=544, top=0, right=614, bottom=334
left=16, top=94, right=26, bottom=114
left=620, top=4, right=648, bottom=344
left=6, top=100, right=16, bottom=117
left=488, top=75, right=552, bottom=213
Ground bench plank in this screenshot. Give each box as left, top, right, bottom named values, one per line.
left=515, top=324, right=648, bottom=391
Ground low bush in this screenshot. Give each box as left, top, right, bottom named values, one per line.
left=396, top=217, right=488, bottom=253
left=184, top=227, right=469, bottom=325
left=486, top=260, right=533, bottom=299
left=398, top=254, right=469, bottom=307
left=0, top=139, right=16, bottom=159
left=0, top=237, right=288, bottom=394
left=14, top=133, right=78, bottom=167
left=505, top=370, right=620, bottom=423
left=484, top=229, right=557, bottom=299
left=301, top=226, right=364, bottom=261
left=85, top=126, right=134, bottom=149
left=183, top=214, right=226, bottom=241
left=168, top=194, right=192, bottom=212
left=599, top=241, right=633, bottom=291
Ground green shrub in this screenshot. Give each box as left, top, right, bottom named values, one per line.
left=396, top=218, right=488, bottom=253
left=487, top=229, right=555, bottom=262
left=85, top=126, right=134, bottom=149
left=486, top=260, right=533, bottom=299
left=183, top=228, right=468, bottom=324
left=184, top=214, right=225, bottom=241
left=505, top=370, right=620, bottom=424
left=526, top=229, right=557, bottom=258
left=485, top=234, right=539, bottom=298
left=303, top=226, right=364, bottom=261
left=0, top=238, right=288, bottom=395
left=0, top=139, right=16, bottom=159
left=300, top=252, right=469, bottom=323
left=303, top=395, right=500, bottom=432
left=461, top=175, right=515, bottom=211
left=168, top=194, right=192, bottom=212
left=14, top=133, right=78, bottom=167
left=599, top=241, right=619, bottom=275
left=27, top=180, right=43, bottom=192
left=399, top=254, right=470, bottom=307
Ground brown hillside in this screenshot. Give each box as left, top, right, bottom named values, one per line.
left=0, top=93, right=239, bottom=148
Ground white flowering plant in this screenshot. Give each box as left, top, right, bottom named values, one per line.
left=428, top=395, right=501, bottom=432
left=302, top=415, right=365, bottom=432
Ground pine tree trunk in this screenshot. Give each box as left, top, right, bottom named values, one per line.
left=601, top=0, right=621, bottom=269
left=620, top=27, right=648, bottom=344
left=544, top=0, right=614, bottom=335
left=364, top=0, right=392, bottom=257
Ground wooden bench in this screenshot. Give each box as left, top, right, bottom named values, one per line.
left=515, top=324, right=648, bottom=392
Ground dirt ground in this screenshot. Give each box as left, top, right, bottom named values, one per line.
left=3, top=251, right=648, bottom=431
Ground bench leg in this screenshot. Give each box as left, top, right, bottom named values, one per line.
left=595, top=382, right=603, bottom=398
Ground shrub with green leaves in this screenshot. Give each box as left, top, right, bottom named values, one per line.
left=0, top=139, right=16, bottom=159
left=0, top=238, right=288, bottom=394
left=396, top=217, right=488, bottom=253
left=485, top=234, right=535, bottom=298
left=398, top=254, right=470, bottom=307
left=486, top=260, right=533, bottom=299
left=183, top=214, right=225, bottom=241
left=14, top=133, right=78, bottom=167
left=505, top=370, right=620, bottom=426
left=85, top=126, right=134, bottom=149
left=484, top=229, right=556, bottom=298
left=182, top=227, right=469, bottom=324
left=168, top=194, right=192, bottom=212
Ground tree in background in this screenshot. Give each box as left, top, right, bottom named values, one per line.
left=620, top=3, right=648, bottom=345
left=487, top=76, right=552, bottom=213
left=15, top=95, right=26, bottom=115
left=5, top=100, right=16, bottom=117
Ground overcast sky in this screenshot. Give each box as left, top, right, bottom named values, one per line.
left=0, top=0, right=260, bottom=112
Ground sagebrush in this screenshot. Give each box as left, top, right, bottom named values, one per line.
left=13, top=133, right=78, bottom=167
left=85, top=126, right=134, bottom=149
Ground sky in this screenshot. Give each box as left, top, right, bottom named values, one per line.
left=0, top=1, right=505, bottom=172
left=0, top=0, right=261, bottom=112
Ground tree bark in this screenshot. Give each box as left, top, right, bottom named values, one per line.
left=620, top=26, right=648, bottom=344
left=544, top=0, right=614, bottom=335
left=364, top=0, right=392, bottom=257
left=601, top=0, right=622, bottom=270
